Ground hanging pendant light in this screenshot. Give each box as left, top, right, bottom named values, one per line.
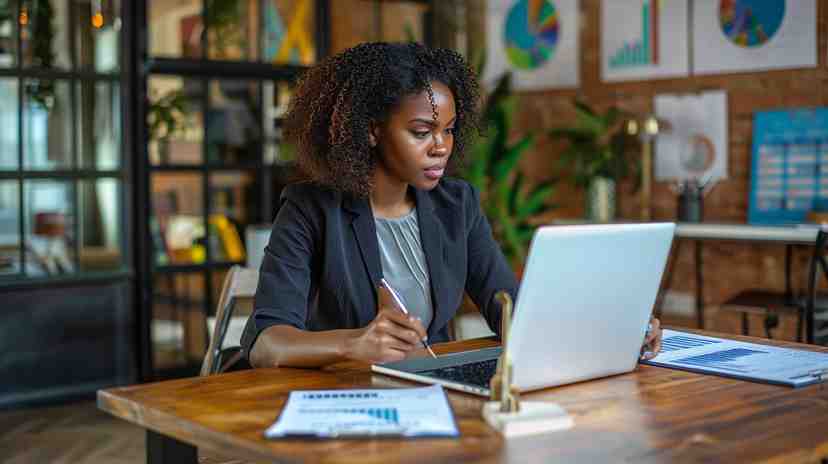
left=91, top=0, right=104, bottom=29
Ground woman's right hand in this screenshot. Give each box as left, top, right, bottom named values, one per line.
left=344, top=305, right=428, bottom=364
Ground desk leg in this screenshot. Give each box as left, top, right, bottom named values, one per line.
left=654, top=239, right=682, bottom=317
left=695, top=240, right=704, bottom=329
left=147, top=430, right=197, bottom=464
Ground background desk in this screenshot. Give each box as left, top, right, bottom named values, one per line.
left=99, top=334, right=828, bottom=464
left=671, top=223, right=821, bottom=332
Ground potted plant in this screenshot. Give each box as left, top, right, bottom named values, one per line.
left=24, top=0, right=56, bottom=108
left=147, top=90, right=190, bottom=164
left=207, top=0, right=243, bottom=59
left=548, top=100, right=635, bottom=222
left=460, top=71, right=557, bottom=266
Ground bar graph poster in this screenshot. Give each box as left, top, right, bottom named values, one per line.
left=482, top=0, right=579, bottom=90
left=601, top=0, right=688, bottom=82
left=748, top=109, right=828, bottom=225
left=693, top=0, right=816, bottom=75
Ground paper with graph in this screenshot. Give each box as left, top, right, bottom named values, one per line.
left=265, top=384, right=459, bottom=438
left=643, top=330, right=828, bottom=388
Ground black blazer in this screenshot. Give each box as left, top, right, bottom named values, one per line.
left=240, top=177, right=518, bottom=358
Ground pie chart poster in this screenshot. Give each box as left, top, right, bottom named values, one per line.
left=693, top=0, right=816, bottom=75
left=483, top=0, right=579, bottom=91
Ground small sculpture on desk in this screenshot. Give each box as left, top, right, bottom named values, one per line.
left=488, top=291, right=520, bottom=413
left=482, top=291, right=573, bottom=437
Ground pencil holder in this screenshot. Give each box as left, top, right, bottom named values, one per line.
left=677, top=183, right=703, bottom=222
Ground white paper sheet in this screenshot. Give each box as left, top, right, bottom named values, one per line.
left=265, top=384, right=459, bottom=438
left=644, top=329, right=828, bottom=387
left=654, top=91, right=728, bottom=184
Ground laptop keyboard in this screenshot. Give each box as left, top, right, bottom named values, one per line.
left=418, top=358, right=499, bottom=389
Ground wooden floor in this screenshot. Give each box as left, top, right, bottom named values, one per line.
left=0, top=308, right=807, bottom=464
left=0, top=401, right=144, bottom=464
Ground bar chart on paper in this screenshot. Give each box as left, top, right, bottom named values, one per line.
left=643, top=330, right=828, bottom=387
left=608, top=0, right=659, bottom=69
left=265, top=385, right=459, bottom=438
left=298, top=408, right=401, bottom=425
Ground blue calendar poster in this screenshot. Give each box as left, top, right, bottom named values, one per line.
left=749, top=108, right=828, bottom=225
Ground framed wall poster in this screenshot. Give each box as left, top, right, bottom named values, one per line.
left=482, top=0, right=580, bottom=91
left=262, top=0, right=316, bottom=66
left=693, top=0, right=817, bottom=75
left=601, top=0, right=689, bottom=82
left=748, top=109, right=828, bottom=225
left=654, top=91, right=728, bottom=184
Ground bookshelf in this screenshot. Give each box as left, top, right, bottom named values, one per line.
left=140, top=0, right=329, bottom=379
left=139, top=0, right=437, bottom=380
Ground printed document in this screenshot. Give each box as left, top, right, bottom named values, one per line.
left=265, top=384, right=459, bottom=438
left=643, top=329, right=828, bottom=387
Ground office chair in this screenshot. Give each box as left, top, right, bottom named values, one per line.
left=720, top=229, right=828, bottom=344
left=804, top=229, right=828, bottom=345
left=200, top=265, right=259, bottom=376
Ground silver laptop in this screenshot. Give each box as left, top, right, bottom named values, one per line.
left=371, top=223, right=676, bottom=396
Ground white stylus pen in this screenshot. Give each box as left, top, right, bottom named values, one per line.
left=379, top=278, right=437, bottom=359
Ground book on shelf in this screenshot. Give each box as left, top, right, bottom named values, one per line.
left=149, top=216, right=169, bottom=265
left=210, top=214, right=245, bottom=262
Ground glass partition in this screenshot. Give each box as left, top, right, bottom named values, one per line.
left=23, top=180, right=75, bottom=277
left=78, top=81, right=121, bottom=170
left=0, top=79, right=18, bottom=170
left=21, top=0, right=71, bottom=69
left=0, top=181, right=19, bottom=276
left=78, top=178, right=122, bottom=272
left=23, top=79, right=73, bottom=170
left=0, top=1, right=16, bottom=68
left=74, top=0, right=121, bottom=72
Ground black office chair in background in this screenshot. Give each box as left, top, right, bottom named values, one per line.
left=720, top=229, right=828, bottom=344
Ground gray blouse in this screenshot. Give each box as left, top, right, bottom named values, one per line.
left=374, top=208, right=434, bottom=329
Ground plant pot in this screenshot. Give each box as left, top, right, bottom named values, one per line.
left=586, top=177, right=616, bottom=223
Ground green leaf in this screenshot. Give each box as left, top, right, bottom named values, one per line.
left=493, top=134, right=533, bottom=181
left=548, top=127, right=595, bottom=144
left=516, top=226, right=535, bottom=244
left=516, top=182, right=555, bottom=221
left=573, top=99, right=596, bottom=117
left=603, top=106, right=621, bottom=126
left=403, top=23, right=417, bottom=43
left=508, top=173, right=525, bottom=215
left=573, top=100, right=606, bottom=135
left=471, top=48, right=486, bottom=79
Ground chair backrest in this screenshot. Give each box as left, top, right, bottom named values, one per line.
left=200, top=265, right=259, bottom=376
left=805, top=229, right=828, bottom=345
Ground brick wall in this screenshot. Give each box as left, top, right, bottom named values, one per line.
left=512, top=0, right=828, bottom=315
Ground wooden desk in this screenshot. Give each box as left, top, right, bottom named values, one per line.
left=99, top=334, right=828, bottom=464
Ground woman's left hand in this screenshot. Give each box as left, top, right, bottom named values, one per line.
left=640, top=317, right=662, bottom=361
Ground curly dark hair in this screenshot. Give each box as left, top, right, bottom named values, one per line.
left=284, top=42, right=481, bottom=197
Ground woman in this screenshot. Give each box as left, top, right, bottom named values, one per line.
left=242, top=42, right=662, bottom=368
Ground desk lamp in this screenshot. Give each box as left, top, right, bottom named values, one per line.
left=625, top=115, right=670, bottom=221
